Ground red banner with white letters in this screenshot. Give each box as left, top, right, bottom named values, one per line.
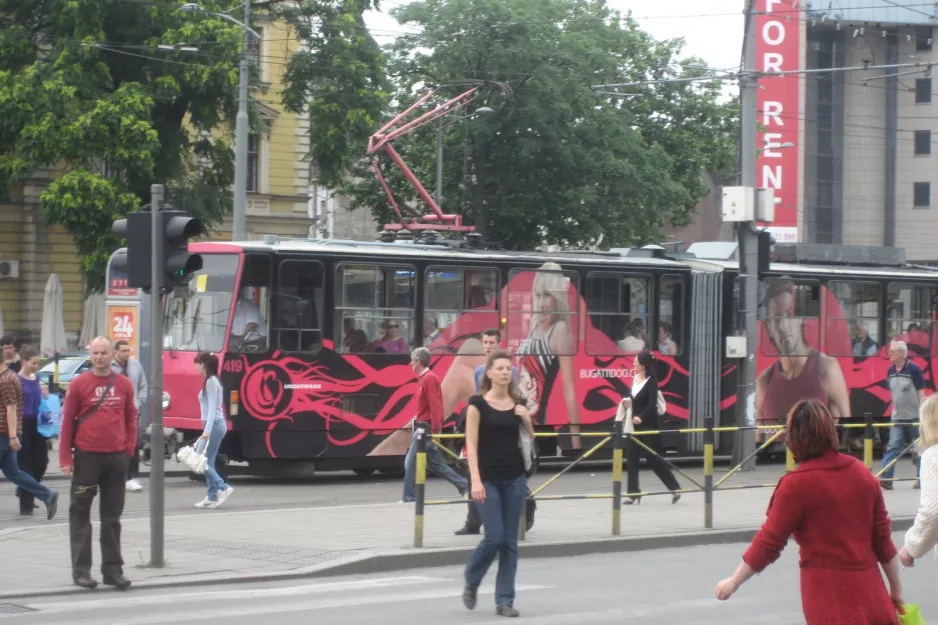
left=755, top=0, right=801, bottom=243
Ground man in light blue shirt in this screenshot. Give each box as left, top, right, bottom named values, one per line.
left=455, top=328, right=520, bottom=535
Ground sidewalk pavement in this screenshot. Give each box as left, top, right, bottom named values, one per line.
left=0, top=463, right=923, bottom=600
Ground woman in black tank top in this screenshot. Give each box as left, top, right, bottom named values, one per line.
left=462, top=350, right=534, bottom=618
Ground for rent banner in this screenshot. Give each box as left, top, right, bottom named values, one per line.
left=755, top=0, right=801, bottom=243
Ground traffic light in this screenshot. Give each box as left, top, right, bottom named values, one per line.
left=111, top=212, right=154, bottom=288
left=162, top=211, right=204, bottom=287
left=111, top=204, right=205, bottom=290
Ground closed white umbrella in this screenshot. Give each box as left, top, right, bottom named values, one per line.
left=0, top=304, right=4, bottom=338
left=40, top=274, right=69, bottom=391
left=79, top=292, right=106, bottom=348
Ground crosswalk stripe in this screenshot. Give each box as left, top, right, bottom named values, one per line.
left=27, top=576, right=449, bottom=613
left=24, top=583, right=553, bottom=624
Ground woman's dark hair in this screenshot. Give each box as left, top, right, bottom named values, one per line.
left=194, top=352, right=219, bottom=391
left=785, top=399, right=839, bottom=461
left=635, top=349, right=655, bottom=376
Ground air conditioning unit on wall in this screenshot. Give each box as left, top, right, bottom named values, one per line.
left=0, top=260, right=20, bottom=279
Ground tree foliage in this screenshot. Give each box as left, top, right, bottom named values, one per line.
left=0, top=0, right=247, bottom=292
left=276, top=0, right=390, bottom=189
left=344, top=0, right=737, bottom=249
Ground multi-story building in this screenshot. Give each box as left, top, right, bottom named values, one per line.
left=0, top=17, right=376, bottom=343
left=802, top=1, right=938, bottom=260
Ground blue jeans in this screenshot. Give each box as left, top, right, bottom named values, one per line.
left=195, top=421, right=229, bottom=501
left=0, top=437, right=53, bottom=505
left=881, top=421, right=920, bottom=480
left=465, top=473, right=527, bottom=607
left=402, top=427, right=467, bottom=502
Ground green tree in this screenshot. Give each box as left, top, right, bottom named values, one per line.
left=0, top=0, right=249, bottom=292
left=344, top=0, right=737, bottom=249
left=276, top=0, right=390, bottom=189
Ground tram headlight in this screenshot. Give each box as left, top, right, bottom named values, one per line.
left=162, top=392, right=171, bottom=410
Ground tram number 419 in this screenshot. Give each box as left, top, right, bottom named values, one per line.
left=222, top=359, right=243, bottom=373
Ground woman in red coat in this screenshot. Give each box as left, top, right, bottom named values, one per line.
left=715, top=399, right=904, bottom=624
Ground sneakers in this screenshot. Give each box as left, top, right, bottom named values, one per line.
left=194, top=498, right=213, bottom=508
left=126, top=479, right=143, bottom=493
left=496, top=604, right=520, bottom=617
left=196, top=487, right=234, bottom=510
left=462, top=585, right=478, bottom=610
left=45, top=490, right=58, bottom=521
left=216, top=486, right=234, bottom=506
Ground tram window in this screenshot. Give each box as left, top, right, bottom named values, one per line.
left=886, top=283, right=938, bottom=357
left=227, top=253, right=272, bottom=353
left=335, top=263, right=416, bottom=354
left=585, top=273, right=651, bottom=356
left=761, top=277, right=821, bottom=357
left=424, top=267, right=499, bottom=353
left=506, top=266, right=579, bottom=356
left=827, top=281, right=880, bottom=357
left=275, top=260, right=325, bottom=353
left=658, top=275, right=683, bottom=355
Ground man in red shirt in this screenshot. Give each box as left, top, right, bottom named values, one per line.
left=60, top=336, right=137, bottom=591
left=401, top=347, right=467, bottom=502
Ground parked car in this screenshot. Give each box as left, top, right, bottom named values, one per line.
left=37, top=352, right=91, bottom=396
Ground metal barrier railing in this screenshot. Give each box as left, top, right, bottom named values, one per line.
left=409, top=414, right=922, bottom=547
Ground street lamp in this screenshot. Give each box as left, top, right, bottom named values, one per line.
left=435, top=106, right=495, bottom=208
left=180, top=2, right=261, bottom=242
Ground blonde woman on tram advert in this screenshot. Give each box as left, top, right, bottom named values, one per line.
left=514, top=262, right=581, bottom=450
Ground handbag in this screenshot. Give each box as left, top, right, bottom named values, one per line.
left=177, top=444, right=208, bottom=474
left=897, top=604, right=926, bottom=625
left=657, top=390, right=667, bottom=416
left=518, top=426, right=538, bottom=477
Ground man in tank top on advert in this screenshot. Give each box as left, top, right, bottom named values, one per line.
left=755, top=278, right=850, bottom=443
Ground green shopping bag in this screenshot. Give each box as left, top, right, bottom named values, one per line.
left=898, top=604, right=926, bottom=625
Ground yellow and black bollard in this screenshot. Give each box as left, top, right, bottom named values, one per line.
left=864, top=413, right=874, bottom=471
left=611, top=419, right=624, bottom=536
left=703, top=416, right=714, bottom=530
left=413, top=422, right=429, bottom=548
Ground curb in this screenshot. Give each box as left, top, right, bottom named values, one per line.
left=0, top=516, right=916, bottom=601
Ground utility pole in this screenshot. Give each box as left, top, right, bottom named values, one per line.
left=732, top=0, right=759, bottom=471
left=149, top=184, right=165, bottom=567
left=435, top=116, right=444, bottom=208
left=232, top=0, right=251, bottom=242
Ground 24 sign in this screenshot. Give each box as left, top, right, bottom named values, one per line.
left=107, top=304, right=140, bottom=358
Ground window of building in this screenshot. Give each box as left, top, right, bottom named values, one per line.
left=914, top=182, right=931, bottom=208
left=585, top=272, right=651, bottom=355
left=760, top=277, right=821, bottom=357
left=887, top=283, right=938, bottom=356
left=335, top=263, right=416, bottom=354
left=917, top=26, right=933, bottom=52
left=275, top=259, right=325, bottom=353
left=507, top=266, right=579, bottom=356
left=827, top=281, right=881, bottom=357
left=246, top=133, right=259, bottom=192
left=915, top=78, right=932, bottom=104
left=424, top=267, right=499, bottom=352
left=915, top=130, right=932, bottom=155
left=657, top=275, right=684, bottom=356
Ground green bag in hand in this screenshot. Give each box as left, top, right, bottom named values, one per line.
left=898, top=604, right=926, bottom=625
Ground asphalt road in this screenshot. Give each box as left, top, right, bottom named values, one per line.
left=2, top=531, right=933, bottom=624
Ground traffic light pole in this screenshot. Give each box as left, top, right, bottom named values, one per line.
left=149, top=183, right=165, bottom=567
left=732, top=0, right=759, bottom=471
